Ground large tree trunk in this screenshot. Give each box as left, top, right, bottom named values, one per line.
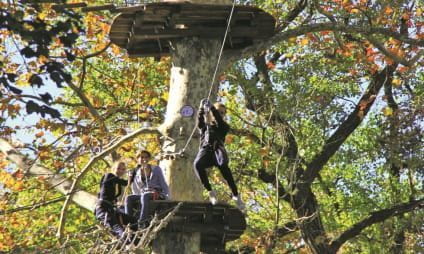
left=293, top=183, right=332, bottom=254
left=154, top=37, right=223, bottom=253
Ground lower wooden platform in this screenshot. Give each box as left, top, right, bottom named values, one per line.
left=147, top=200, right=246, bottom=253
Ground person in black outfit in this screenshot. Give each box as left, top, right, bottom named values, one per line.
left=193, top=99, right=245, bottom=211
left=95, top=161, right=137, bottom=242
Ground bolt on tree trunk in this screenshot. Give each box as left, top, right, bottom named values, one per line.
left=153, top=37, right=223, bottom=253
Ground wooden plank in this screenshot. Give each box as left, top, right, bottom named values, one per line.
left=178, top=9, right=254, bottom=17
left=109, top=32, right=130, bottom=39
left=111, top=39, right=130, bottom=47
left=82, top=4, right=115, bottom=12
left=114, top=5, right=147, bottom=13
left=134, top=14, right=168, bottom=23
left=144, top=7, right=175, bottom=16
left=178, top=4, right=256, bottom=13
left=165, top=221, right=226, bottom=234
left=128, top=52, right=170, bottom=58
left=112, top=19, right=133, bottom=26
left=117, top=13, right=136, bottom=20
left=132, top=26, right=261, bottom=39
left=127, top=48, right=170, bottom=57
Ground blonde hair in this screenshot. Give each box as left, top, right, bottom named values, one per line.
left=112, top=161, right=126, bottom=172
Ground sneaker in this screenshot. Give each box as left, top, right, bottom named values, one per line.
left=233, top=195, right=245, bottom=211
left=209, top=190, right=218, bottom=205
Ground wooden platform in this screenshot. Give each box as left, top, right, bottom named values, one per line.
left=109, top=2, right=276, bottom=57
left=148, top=200, right=246, bottom=253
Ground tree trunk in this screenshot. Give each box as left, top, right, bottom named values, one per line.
left=154, top=36, right=222, bottom=253
left=293, top=183, right=333, bottom=254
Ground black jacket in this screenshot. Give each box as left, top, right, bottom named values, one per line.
left=197, top=106, right=229, bottom=149
left=97, top=173, right=127, bottom=204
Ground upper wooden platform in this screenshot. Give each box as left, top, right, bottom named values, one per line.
left=109, top=2, right=276, bottom=57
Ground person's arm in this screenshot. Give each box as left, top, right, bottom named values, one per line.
left=131, top=169, right=141, bottom=194
left=155, top=167, right=170, bottom=199
left=211, top=106, right=229, bottom=132
left=197, top=108, right=206, bottom=129
left=99, top=173, right=115, bottom=201
left=117, top=178, right=127, bottom=186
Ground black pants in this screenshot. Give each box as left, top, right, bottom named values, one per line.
left=193, top=146, right=238, bottom=197
left=95, top=204, right=137, bottom=239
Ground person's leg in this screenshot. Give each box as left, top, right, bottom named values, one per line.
left=99, top=207, right=125, bottom=238
left=217, top=164, right=239, bottom=197
left=217, top=163, right=245, bottom=211
left=193, top=148, right=214, bottom=191
left=119, top=210, right=138, bottom=231
left=139, top=192, right=154, bottom=222
left=125, top=194, right=141, bottom=218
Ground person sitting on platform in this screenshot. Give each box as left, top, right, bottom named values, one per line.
left=194, top=99, right=245, bottom=211
left=125, top=150, right=170, bottom=227
left=95, top=161, right=137, bottom=242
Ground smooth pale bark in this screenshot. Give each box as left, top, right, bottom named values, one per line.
left=0, top=138, right=97, bottom=212
left=155, top=36, right=222, bottom=254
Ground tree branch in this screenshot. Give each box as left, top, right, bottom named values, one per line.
left=78, top=42, right=112, bottom=90
left=0, top=196, right=66, bottom=215
left=366, top=35, right=411, bottom=66
left=254, top=52, right=273, bottom=93
left=258, top=168, right=290, bottom=202
left=303, top=65, right=397, bottom=184
left=0, top=138, right=97, bottom=211
left=329, top=199, right=424, bottom=252
left=276, top=0, right=308, bottom=31
left=229, top=23, right=423, bottom=62
left=384, top=77, right=399, bottom=111
left=275, top=220, right=299, bottom=237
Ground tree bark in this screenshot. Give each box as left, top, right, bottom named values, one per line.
left=154, top=36, right=223, bottom=253
left=292, top=183, right=331, bottom=254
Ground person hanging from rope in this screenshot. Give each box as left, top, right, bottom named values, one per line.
left=194, top=99, right=245, bottom=211
left=125, top=150, right=170, bottom=228
left=95, top=161, right=138, bottom=243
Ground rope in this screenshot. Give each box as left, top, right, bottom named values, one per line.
left=207, top=0, right=236, bottom=101
left=178, top=0, right=237, bottom=155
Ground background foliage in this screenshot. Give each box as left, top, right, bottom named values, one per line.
left=1, top=0, right=423, bottom=253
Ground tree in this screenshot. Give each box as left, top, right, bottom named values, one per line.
left=1, top=0, right=423, bottom=253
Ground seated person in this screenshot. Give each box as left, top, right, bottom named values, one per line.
left=95, top=161, right=137, bottom=241
left=125, top=150, right=170, bottom=226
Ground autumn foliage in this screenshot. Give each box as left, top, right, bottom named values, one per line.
left=1, top=0, right=423, bottom=253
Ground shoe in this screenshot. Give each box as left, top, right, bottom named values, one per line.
left=233, top=195, right=245, bottom=211
left=209, top=190, right=218, bottom=205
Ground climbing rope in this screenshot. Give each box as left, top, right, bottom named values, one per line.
left=207, top=0, right=237, bottom=101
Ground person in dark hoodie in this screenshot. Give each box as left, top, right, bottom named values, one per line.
left=193, top=99, right=245, bottom=211
left=95, top=161, right=137, bottom=241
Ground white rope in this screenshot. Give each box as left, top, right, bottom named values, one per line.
left=207, top=0, right=237, bottom=100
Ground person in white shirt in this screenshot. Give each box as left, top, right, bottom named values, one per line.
left=124, top=150, right=170, bottom=226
